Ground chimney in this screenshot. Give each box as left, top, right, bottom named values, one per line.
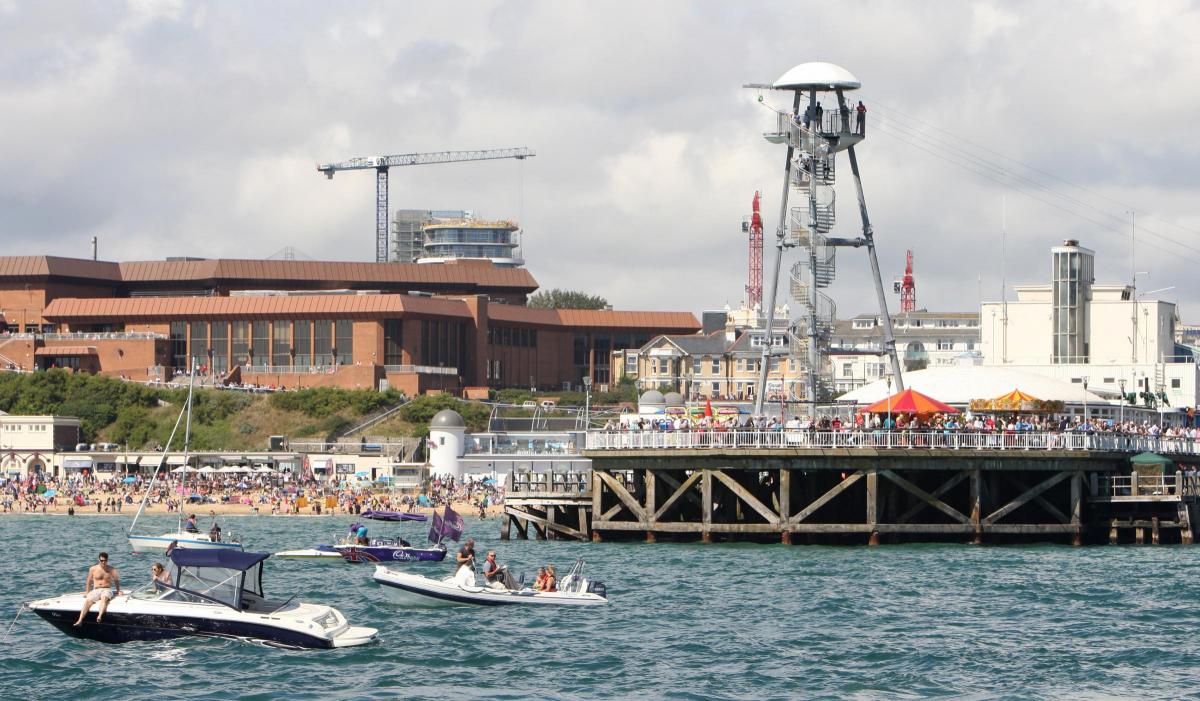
left=91, top=236, right=98, bottom=261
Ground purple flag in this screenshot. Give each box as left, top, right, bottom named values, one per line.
left=427, top=513, right=444, bottom=543
left=440, top=505, right=465, bottom=542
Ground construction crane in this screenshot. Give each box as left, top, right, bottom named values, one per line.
left=893, top=249, right=916, bottom=313
left=742, top=191, right=764, bottom=309
left=317, top=148, right=535, bottom=262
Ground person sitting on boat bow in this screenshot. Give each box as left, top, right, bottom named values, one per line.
left=184, top=514, right=199, bottom=533
left=209, top=522, right=222, bottom=543
left=74, top=552, right=121, bottom=626
left=151, top=562, right=172, bottom=590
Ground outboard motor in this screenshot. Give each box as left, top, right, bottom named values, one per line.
left=586, top=580, right=607, bottom=599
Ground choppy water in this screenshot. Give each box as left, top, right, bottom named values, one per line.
left=3, top=514, right=1200, bottom=700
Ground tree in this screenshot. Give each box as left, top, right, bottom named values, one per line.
left=527, top=289, right=608, bottom=310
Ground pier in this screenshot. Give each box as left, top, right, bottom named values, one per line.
left=501, top=431, right=1200, bottom=545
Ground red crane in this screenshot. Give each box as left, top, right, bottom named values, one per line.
left=746, top=191, right=764, bottom=309
left=900, top=249, right=916, bottom=313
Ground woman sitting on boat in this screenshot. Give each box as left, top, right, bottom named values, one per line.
left=532, top=567, right=547, bottom=591
left=543, top=565, right=557, bottom=592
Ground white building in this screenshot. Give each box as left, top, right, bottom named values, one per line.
left=0, top=414, right=81, bottom=477
left=827, top=311, right=981, bottom=393
left=980, top=239, right=1196, bottom=409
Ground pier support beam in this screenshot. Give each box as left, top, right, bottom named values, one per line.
left=701, top=470, right=713, bottom=543
left=1180, top=504, right=1194, bottom=545
left=970, top=469, right=982, bottom=545
left=780, top=470, right=791, bottom=544
left=1070, top=471, right=1083, bottom=547
left=866, top=469, right=879, bottom=546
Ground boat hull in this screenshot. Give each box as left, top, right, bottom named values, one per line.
left=336, top=545, right=446, bottom=564
left=128, top=533, right=243, bottom=554
left=29, top=596, right=376, bottom=649
left=274, top=547, right=343, bottom=560
left=372, top=566, right=608, bottom=607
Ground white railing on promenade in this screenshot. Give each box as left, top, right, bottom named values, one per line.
left=584, top=430, right=1200, bottom=456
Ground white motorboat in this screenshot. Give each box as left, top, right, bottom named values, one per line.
left=372, top=558, right=609, bottom=607
left=127, top=363, right=243, bottom=554
left=128, top=531, right=242, bottom=554
left=29, top=549, right=376, bottom=649
left=274, top=546, right=343, bottom=560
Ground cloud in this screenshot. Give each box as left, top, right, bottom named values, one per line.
left=0, top=0, right=1198, bottom=324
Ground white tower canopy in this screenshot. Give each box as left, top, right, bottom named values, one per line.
left=772, top=62, right=860, bottom=91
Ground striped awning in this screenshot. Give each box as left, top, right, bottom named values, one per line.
left=35, top=346, right=97, bottom=356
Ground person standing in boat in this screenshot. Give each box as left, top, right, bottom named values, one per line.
left=151, top=562, right=171, bottom=589
left=74, top=552, right=121, bottom=626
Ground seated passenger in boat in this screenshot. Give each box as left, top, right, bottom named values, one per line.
left=543, top=565, right=557, bottom=592
left=185, top=514, right=199, bottom=533
left=209, top=522, right=222, bottom=543
left=532, top=567, right=547, bottom=591
left=483, top=551, right=504, bottom=588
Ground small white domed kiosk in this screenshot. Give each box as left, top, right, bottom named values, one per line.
left=428, top=409, right=466, bottom=479
left=638, top=390, right=667, bottom=414
left=772, top=61, right=861, bottom=91
left=662, top=391, right=685, bottom=408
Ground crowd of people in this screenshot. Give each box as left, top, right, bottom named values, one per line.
left=606, top=412, right=1193, bottom=438
left=0, top=470, right=505, bottom=517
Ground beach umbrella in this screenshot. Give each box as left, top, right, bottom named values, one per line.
left=170, top=466, right=188, bottom=474
left=862, top=389, right=959, bottom=415
left=122, top=476, right=137, bottom=484
left=42, top=489, right=56, bottom=498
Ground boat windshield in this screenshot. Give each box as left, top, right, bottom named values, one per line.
left=176, top=566, right=243, bottom=609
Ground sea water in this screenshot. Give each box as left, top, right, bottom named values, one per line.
left=2, top=513, right=1199, bottom=700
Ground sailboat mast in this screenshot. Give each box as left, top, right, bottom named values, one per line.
left=128, top=400, right=189, bottom=537
left=177, top=359, right=198, bottom=533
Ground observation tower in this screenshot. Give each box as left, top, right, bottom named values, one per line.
left=745, top=62, right=905, bottom=416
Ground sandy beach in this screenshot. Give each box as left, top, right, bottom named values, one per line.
left=1, top=497, right=505, bottom=518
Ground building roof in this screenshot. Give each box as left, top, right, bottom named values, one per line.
left=0, top=256, right=537, bottom=292
left=837, top=367, right=1109, bottom=405
left=0, top=256, right=122, bottom=282
left=42, top=293, right=472, bottom=322
left=488, top=304, right=700, bottom=331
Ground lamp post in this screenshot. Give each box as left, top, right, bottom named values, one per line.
left=1081, top=376, right=1089, bottom=433
left=583, top=376, right=592, bottom=431
left=1118, top=378, right=1126, bottom=431
left=885, top=374, right=893, bottom=431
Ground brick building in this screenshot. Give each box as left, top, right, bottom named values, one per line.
left=0, top=256, right=699, bottom=393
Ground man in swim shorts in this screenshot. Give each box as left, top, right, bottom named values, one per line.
left=75, top=551, right=121, bottom=626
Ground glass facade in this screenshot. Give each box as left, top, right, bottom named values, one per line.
left=231, top=321, right=249, bottom=368
left=294, top=321, right=311, bottom=367
left=251, top=321, right=269, bottom=366
left=272, top=321, right=292, bottom=367
left=211, top=322, right=229, bottom=375
left=190, top=322, right=209, bottom=370
left=1051, top=243, right=1093, bottom=363
left=421, top=319, right=464, bottom=368
left=335, top=320, right=353, bottom=365
left=314, top=321, right=332, bottom=366
left=169, top=322, right=187, bottom=370
left=384, top=319, right=404, bottom=365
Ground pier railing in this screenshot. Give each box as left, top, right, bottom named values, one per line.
left=1095, top=472, right=1200, bottom=500
left=585, top=430, right=1200, bottom=456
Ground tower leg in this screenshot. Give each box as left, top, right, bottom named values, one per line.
left=376, top=167, right=390, bottom=263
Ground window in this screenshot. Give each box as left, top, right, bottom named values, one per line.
left=711, top=382, right=720, bottom=395
left=1172, top=379, right=1181, bottom=389
left=1103, top=377, right=1115, bottom=384
left=211, top=322, right=229, bottom=375
left=711, top=358, right=720, bottom=374
left=335, top=320, right=353, bottom=365
left=937, top=340, right=953, bottom=351
left=190, top=322, right=209, bottom=367
left=313, top=321, right=332, bottom=366
left=272, top=321, right=292, bottom=368
left=853, top=319, right=873, bottom=329
left=693, top=357, right=702, bottom=375
left=294, top=321, right=312, bottom=367
left=843, top=363, right=853, bottom=377
left=169, top=322, right=187, bottom=370
left=231, top=321, right=249, bottom=367
left=251, top=321, right=269, bottom=366
left=383, top=319, right=404, bottom=366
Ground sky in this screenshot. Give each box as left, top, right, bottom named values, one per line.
left=2, top=0, right=1199, bottom=320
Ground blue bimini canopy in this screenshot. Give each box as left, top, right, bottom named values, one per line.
left=170, top=548, right=271, bottom=571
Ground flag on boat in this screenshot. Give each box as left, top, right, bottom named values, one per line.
left=428, top=505, right=465, bottom=542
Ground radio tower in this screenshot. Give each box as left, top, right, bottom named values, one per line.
left=900, top=249, right=916, bottom=312
left=745, top=191, right=764, bottom=309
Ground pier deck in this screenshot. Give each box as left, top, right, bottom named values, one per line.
left=502, top=431, right=1200, bottom=545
